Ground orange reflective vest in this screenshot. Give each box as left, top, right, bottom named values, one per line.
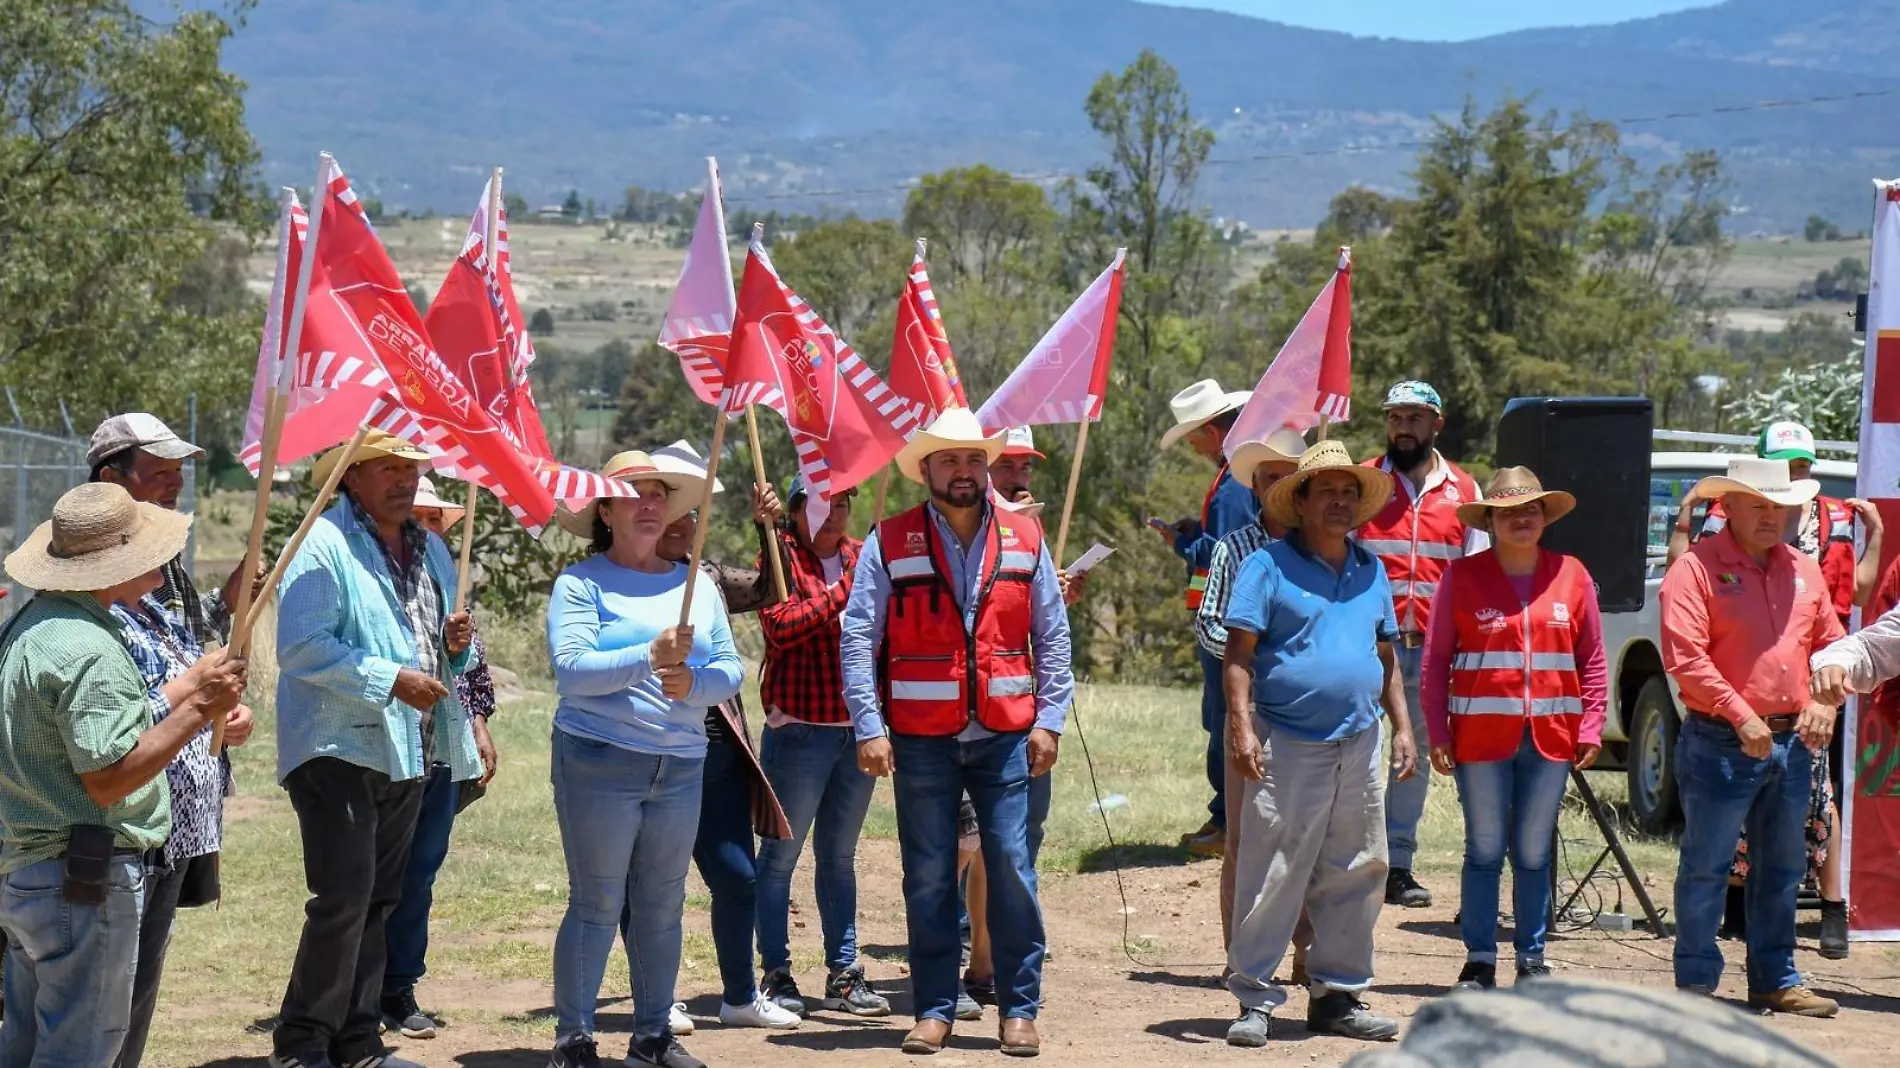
left=877, top=504, right=1040, bottom=736
left=1443, top=549, right=1590, bottom=765
left=1357, top=455, right=1480, bottom=636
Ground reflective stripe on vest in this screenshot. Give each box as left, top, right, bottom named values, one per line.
left=888, top=556, right=936, bottom=580
left=1391, top=580, right=1438, bottom=600
left=998, top=551, right=1039, bottom=572
left=1358, top=457, right=1478, bottom=635
left=988, top=675, right=1036, bottom=697
left=892, top=680, right=961, bottom=701
left=1452, top=652, right=1578, bottom=672
left=1443, top=550, right=1591, bottom=765
left=1451, top=696, right=1584, bottom=717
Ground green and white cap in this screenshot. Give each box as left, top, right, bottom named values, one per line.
left=1757, top=421, right=1817, bottom=463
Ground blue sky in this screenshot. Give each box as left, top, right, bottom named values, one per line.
left=1145, top=1, right=1710, bottom=40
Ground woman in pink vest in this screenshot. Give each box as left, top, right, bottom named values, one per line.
left=1420, top=467, right=1607, bottom=992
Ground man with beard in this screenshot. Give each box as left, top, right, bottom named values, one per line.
left=841, top=408, right=1073, bottom=1057
left=271, top=430, right=479, bottom=1068
left=1357, top=382, right=1486, bottom=909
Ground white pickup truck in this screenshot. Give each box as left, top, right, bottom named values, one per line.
left=1595, top=435, right=1856, bottom=833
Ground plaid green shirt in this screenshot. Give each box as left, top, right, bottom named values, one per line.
left=0, top=592, right=170, bottom=874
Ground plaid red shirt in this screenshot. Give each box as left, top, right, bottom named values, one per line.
left=760, top=529, right=859, bottom=724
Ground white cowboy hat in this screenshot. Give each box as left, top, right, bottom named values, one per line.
left=4, top=483, right=193, bottom=592
left=1263, top=441, right=1393, bottom=530
left=554, top=450, right=706, bottom=537
left=1228, top=427, right=1311, bottom=489
left=311, top=428, right=430, bottom=487
left=896, top=407, right=1006, bottom=485
left=652, top=440, right=724, bottom=494
left=1159, top=380, right=1252, bottom=449
left=1692, top=457, right=1820, bottom=509
left=411, top=476, right=468, bottom=530
left=1454, top=467, right=1577, bottom=530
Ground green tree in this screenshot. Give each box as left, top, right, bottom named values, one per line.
left=1806, top=214, right=1844, bottom=243
left=1725, top=360, right=1861, bottom=442
left=561, top=190, right=583, bottom=219
left=769, top=217, right=907, bottom=345
left=530, top=307, right=557, bottom=335
left=504, top=191, right=529, bottom=221
left=0, top=0, right=266, bottom=424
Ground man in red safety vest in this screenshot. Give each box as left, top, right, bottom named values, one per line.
left=1356, top=380, right=1487, bottom=910
left=840, top=407, right=1074, bottom=1057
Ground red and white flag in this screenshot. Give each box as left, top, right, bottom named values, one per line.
left=888, top=241, right=967, bottom=426
left=723, top=235, right=918, bottom=504
left=975, top=249, right=1125, bottom=430
left=658, top=157, right=736, bottom=405
left=1225, top=247, right=1354, bottom=461
left=461, top=175, right=556, bottom=462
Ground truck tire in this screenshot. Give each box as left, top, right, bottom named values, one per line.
left=1627, top=677, right=1680, bottom=834
left=1343, top=977, right=1836, bottom=1068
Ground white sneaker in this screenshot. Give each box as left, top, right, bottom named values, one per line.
left=669, top=1002, right=695, bottom=1035
left=719, top=993, right=803, bottom=1030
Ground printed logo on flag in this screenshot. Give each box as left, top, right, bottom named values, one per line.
left=763, top=314, right=840, bottom=439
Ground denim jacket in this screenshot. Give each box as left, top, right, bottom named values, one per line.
left=274, top=499, right=478, bottom=784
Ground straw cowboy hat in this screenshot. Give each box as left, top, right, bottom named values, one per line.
left=554, top=450, right=706, bottom=537
left=896, top=407, right=1006, bottom=485
left=652, top=440, right=724, bottom=494
left=1263, top=440, right=1393, bottom=530
left=1159, top=380, right=1253, bottom=449
left=1692, top=456, right=1820, bottom=509
left=1454, top=467, right=1577, bottom=530
left=1228, top=427, right=1311, bottom=488
left=311, top=428, right=429, bottom=487
left=411, top=477, right=468, bottom=530
left=4, top=483, right=193, bottom=593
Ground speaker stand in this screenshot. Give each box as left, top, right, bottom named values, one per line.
left=1555, top=768, right=1670, bottom=938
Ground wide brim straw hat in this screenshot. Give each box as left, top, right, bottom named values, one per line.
left=1455, top=466, right=1577, bottom=530
left=1159, top=379, right=1253, bottom=449
left=411, top=476, right=468, bottom=530
left=652, top=440, right=724, bottom=494
left=1263, top=440, right=1394, bottom=530
left=1692, top=456, right=1821, bottom=509
left=311, top=428, right=429, bottom=487
left=1228, top=427, right=1311, bottom=489
left=553, top=450, right=705, bottom=537
left=5, top=483, right=193, bottom=593
left=896, top=407, right=1006, bottom=485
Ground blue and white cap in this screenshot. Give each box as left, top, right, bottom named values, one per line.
left=1382, top=380, right=1443, bottom=412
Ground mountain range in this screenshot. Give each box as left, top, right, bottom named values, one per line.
left=217, top=0, right=1900, bottom=230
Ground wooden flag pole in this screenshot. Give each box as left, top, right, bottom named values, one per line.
left=244, top=426, right=371, bottom=635
left=1317, top=414, right=1331, bottom=442
left=1052, top=417, right=1092, bottom=568
left=871, top=465, right=892, bottom=526
left=744, top=407, right=788, bottom=601
left=452, top=165, right=503, bottom=616
left=679, top=410, right=731, bottom=627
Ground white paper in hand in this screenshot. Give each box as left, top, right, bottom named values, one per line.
left=1066, top=543, right=1116, bottom=574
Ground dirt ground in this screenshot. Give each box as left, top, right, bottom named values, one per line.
left=192, top=838, right=1900, bottom=1068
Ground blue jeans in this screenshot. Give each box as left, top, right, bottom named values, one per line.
left=1454, top=731, right=1571, bottom=964
left=755, top=722, right=874, bottom=974
left=384, top=763, right=459, bottom=994
left=1384, top=644, right=1428, bottom=869
left=551, top=729, right=704, bottom=1044
left=1198, top=648, right=1227, bottom=829
left=1674, top=716, right=1810, bottom=993
left=892, top=732, right=1044, bottom=1023
left=621, top=731, right=758, bottom=1007
left=0, top=855, right=145, bottom=1068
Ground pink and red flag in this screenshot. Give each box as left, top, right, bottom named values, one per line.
left=723, top=235, right=919, bottom=504
left=975, top=249, right=1126, bottom=430
left=658, top=157, right=736, bottom=405
left=888, top=241, right=967, bottom=426
left=1225, top=247, right=1354, bottom=460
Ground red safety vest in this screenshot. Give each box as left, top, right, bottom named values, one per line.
left=1357, top=455, right=1480, bottom=635
left=877, top=504, right=1041, bottom=736
left=1184, top=466, right=1229, bottom=611
left=1443, top=549, right=1591, bottom=765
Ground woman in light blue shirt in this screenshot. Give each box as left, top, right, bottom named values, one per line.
left=544, top=451, right=742, bottom=1068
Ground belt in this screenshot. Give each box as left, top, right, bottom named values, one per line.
left=1396, top=632, right=1425, bottom=649
left=1691, top=711, right=1799, bottom=734
left=57, top=847, right=145, bottom=859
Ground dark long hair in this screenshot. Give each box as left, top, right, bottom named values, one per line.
left=590, top=505, right=613, bottom=554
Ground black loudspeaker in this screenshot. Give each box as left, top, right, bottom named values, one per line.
left=1494, top=397, right=1653, bottom=613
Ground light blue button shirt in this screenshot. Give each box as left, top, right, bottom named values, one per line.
left=841, top=503, right=1073, bottom=742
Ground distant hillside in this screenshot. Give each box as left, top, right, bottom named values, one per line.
left=215, top=0, right=1900, bottom=229
left=1492, top=0, right=1900, bottom=77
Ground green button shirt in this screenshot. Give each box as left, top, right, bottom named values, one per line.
left=0, top=592, right=169, bottom=874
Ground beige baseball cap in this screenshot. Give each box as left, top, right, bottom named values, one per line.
left=87, top=413, right=206, bottom=469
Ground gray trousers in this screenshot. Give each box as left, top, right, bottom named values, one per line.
left=1226, top=718, right=1388, bottom=1011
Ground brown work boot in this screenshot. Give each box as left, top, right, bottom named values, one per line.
left=902, top=1018, right=952, bottom=1055
left=1748, top=985, right=1839, bottom=1018
left=999, top=1017, right=1041, bottom=1057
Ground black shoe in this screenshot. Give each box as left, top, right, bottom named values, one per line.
left=1819, top=899, right=1850, bottom=960
left=762, top=967, right=806, bottom=1017
left=1385, top=869, right=1432, bottom=909
left=547, top=1036, right=602, bottom=1068
left=822, top=964, right=892, bottom=1017
left=379, top=988, right=441, bottom=1039
left=1306, top=991, right=1399, bottom=1042
left=269, top=1054, right=339, bottom=1068
left=1515, top=962, right=1552, bottom=982
left=628, top=1037, right=707, bottom=1068
left=1453, top=961, right=1496, bottom=991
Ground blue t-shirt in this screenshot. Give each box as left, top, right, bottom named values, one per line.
left=1222, top=535, right=1399, bottom=742
left=547, top=555, right=744, bottom=758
